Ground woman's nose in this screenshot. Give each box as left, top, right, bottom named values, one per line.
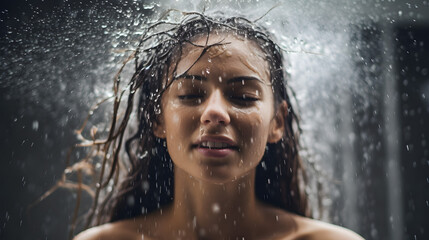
left=200, top=90, right=231, bottom=125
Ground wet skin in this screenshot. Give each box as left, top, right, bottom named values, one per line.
left=74, top=33, right=364, bottom=240
left=154, top=33, right=284, bottom=183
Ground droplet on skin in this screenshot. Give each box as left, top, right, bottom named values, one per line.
left=212, top=203, right=220, bottom=213
left=239, top=159, right=244, bottom=167
left=193, top=216, right=197, bottom=229
left=173, top=115, right=179, bottom=124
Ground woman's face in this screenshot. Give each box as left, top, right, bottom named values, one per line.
left=155, top=33, right=285, bottom=183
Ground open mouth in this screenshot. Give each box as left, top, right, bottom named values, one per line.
left=194, top=141, right=238, bottom=158
left=197, top=141, right=238, bottom=150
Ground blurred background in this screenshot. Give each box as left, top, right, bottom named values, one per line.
left=0, top=0, right=428, bottom=239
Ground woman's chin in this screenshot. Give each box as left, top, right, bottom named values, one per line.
left=186, top=165, right=254, bottom=185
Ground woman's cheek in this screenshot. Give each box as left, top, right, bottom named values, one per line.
left=237, top=110, right=267, bottom=159
left=165, top=107, right=190, bottom=155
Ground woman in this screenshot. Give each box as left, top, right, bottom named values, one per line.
left=74, top=12, right=363, bottom=240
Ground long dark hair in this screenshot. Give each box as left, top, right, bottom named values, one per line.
left=101, top=12, right=310, bottom=223
left=65, top=11, right=311, bottom=229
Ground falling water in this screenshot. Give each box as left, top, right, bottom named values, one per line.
left=1, top=0, right=428, bottom=239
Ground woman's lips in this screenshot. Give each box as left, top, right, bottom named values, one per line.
left=193, top=135, right=238, bottom=158
left=196, top=146, right=236, bottom=158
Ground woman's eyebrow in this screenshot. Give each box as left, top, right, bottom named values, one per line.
left=174, top=74, right=207, bottom=81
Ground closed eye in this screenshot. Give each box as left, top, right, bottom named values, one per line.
left=178, top=95, right=203, bottom=100
left=230, top=94, right=259, bottom=101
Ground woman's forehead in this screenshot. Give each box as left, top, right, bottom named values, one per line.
left=174, top=33, right=270, bottom=82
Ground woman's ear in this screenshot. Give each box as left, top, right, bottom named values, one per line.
left=153, top=115, right=166, bottom=139
left=267, top=101, right=287, bottom=143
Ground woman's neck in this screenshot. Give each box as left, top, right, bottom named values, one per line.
left=168, top=167, right=262, bottom=239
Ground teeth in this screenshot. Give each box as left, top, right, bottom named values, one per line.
left=201, top=141, right=230, bottom=148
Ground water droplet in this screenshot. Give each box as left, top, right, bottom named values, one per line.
left=32, top=121, right=39, bottom=131
left=261, top=161, right=267, bottom=170
left=142, top=181, right=150, bottom=192
left=193, top=216, right=197, bottom=229
left=143, top=2, right=158, bottom=10
left=212, top=203, right=220, bottom=213
left=127, top=196, right=135, bottom=206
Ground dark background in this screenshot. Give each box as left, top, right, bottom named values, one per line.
left=396, top=24, right=429, bottom=239
left=1, top=1, right=428, bottom=239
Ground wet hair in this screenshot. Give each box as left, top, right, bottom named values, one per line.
left=74, top=11, right=311, bottom=228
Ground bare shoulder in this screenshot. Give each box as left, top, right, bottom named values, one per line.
left=258, top=204, right=364, bottom=240
left=73, top=219, right=146, bottom=240
left=292, top=216, right=365, bottom=240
